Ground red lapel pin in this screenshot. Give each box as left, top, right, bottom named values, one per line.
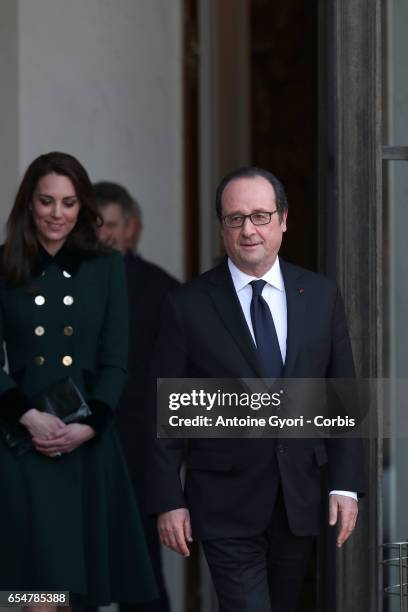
left=298, top=288, right=304, bottom=294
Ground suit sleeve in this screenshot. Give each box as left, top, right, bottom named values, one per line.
left=143, top=291, right=189, bottom=515
left=84, top=253, right=129, bottom=433
left=326, top=288, right=366, bottom=496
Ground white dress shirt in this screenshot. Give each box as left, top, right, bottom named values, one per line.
left=227, top=257, right=357, bottom=502
left=228, top=257, right=287, bottom=359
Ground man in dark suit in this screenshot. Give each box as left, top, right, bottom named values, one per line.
left=146, top=168, right=364, bottom=612
left=94, top=182, right=179, bottom=612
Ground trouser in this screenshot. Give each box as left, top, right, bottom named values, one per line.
left=201, top=490, right=314, bottom=612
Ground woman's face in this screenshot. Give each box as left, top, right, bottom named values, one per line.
left=31, top=173, right=81, bottom=254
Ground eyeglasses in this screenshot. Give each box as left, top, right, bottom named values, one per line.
left=222, top=210, right=278, bottom=228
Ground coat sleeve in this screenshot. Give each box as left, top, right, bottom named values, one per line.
left=84, top=253, right=129, bottom=433
left=326, top=288, right=366, bottom=496
left=0, top=294, right=31, bottom=424
left=143, top=291, right=189, bottom=515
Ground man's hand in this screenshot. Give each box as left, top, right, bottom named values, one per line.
left=32, top=423, right=96, bottom=457
left=329, top=494, right=358, bottom=548
left=158, top=508, right=193, bottom=557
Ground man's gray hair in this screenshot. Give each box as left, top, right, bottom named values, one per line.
left=93, top=181, right=142, bottom=221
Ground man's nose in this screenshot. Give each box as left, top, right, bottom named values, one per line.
left=240, top=216, right=256, bottom=236
left=99, top=229, right=113, bottom=246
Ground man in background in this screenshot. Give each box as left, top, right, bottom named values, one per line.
left=94, top=181, right=179, bottom=612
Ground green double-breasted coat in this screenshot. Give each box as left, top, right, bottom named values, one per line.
left=0, top=245, right=157, bottom=605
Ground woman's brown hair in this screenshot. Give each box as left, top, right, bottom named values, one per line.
left=2, top=151, right=104, bottom=285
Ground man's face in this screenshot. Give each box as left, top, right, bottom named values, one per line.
left=97, top=203, right=128, bottom=253
left=221, top=176, right=287, bottom=277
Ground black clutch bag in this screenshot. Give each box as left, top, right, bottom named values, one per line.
left=1, top=377, right=92, bottom=456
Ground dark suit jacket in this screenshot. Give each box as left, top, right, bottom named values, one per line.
left=115, top=252, right=179, bottom=485
left=146, top=258, right=365, bottom=539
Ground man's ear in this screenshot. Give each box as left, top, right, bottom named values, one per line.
left=280, top=210, right=288, bottom=232
left=125, top=218, right=142, bottom=251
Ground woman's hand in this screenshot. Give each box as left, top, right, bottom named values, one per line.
left=19, top=408, right=66, bottom=440
left=32, top=423, right=96, bottom=457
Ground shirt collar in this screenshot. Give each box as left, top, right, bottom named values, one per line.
left=227, top=257, right=285, bottom=293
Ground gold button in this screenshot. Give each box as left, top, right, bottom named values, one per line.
left=34, top=356, right=45, bottom=366
left=63, top=270, right=71, bottom=278
left=63, top=295, right=74, bottom=306
left=62, top=355, right=73, bottom=366
left=34, top=295, right=45, bottom=306
left=63, top=326, right=74, bottom=336
left=34, top=326, right=45, bottom=336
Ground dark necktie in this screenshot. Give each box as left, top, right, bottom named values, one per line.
left=250, top=279, right=284, bottom=378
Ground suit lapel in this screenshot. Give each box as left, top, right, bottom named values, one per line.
left=206, top=261, right=264, bottom=378
left=280, top=259, right=306, bottom=377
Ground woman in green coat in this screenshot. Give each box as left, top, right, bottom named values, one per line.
left=0, top=152, right=157, bottom=608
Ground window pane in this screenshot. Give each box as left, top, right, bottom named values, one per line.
left=385, top=0, right=408, bottom=145
left=384, top=160, right=408, bottom=610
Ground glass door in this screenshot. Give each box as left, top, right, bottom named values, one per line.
left=383, top=0, right=408, bottom=609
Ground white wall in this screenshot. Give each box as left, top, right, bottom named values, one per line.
left=0, top=0, right=19, bottom=233
left=1, top=0, right=184, bottom=279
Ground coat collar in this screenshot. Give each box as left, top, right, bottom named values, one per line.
left=279, top=258, right=307, bottom=376
left=205, top=259, right=264, bottom=378
left=32, top=241, right=83, bottom=277
left=124, top=250, right=144, bottom=270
